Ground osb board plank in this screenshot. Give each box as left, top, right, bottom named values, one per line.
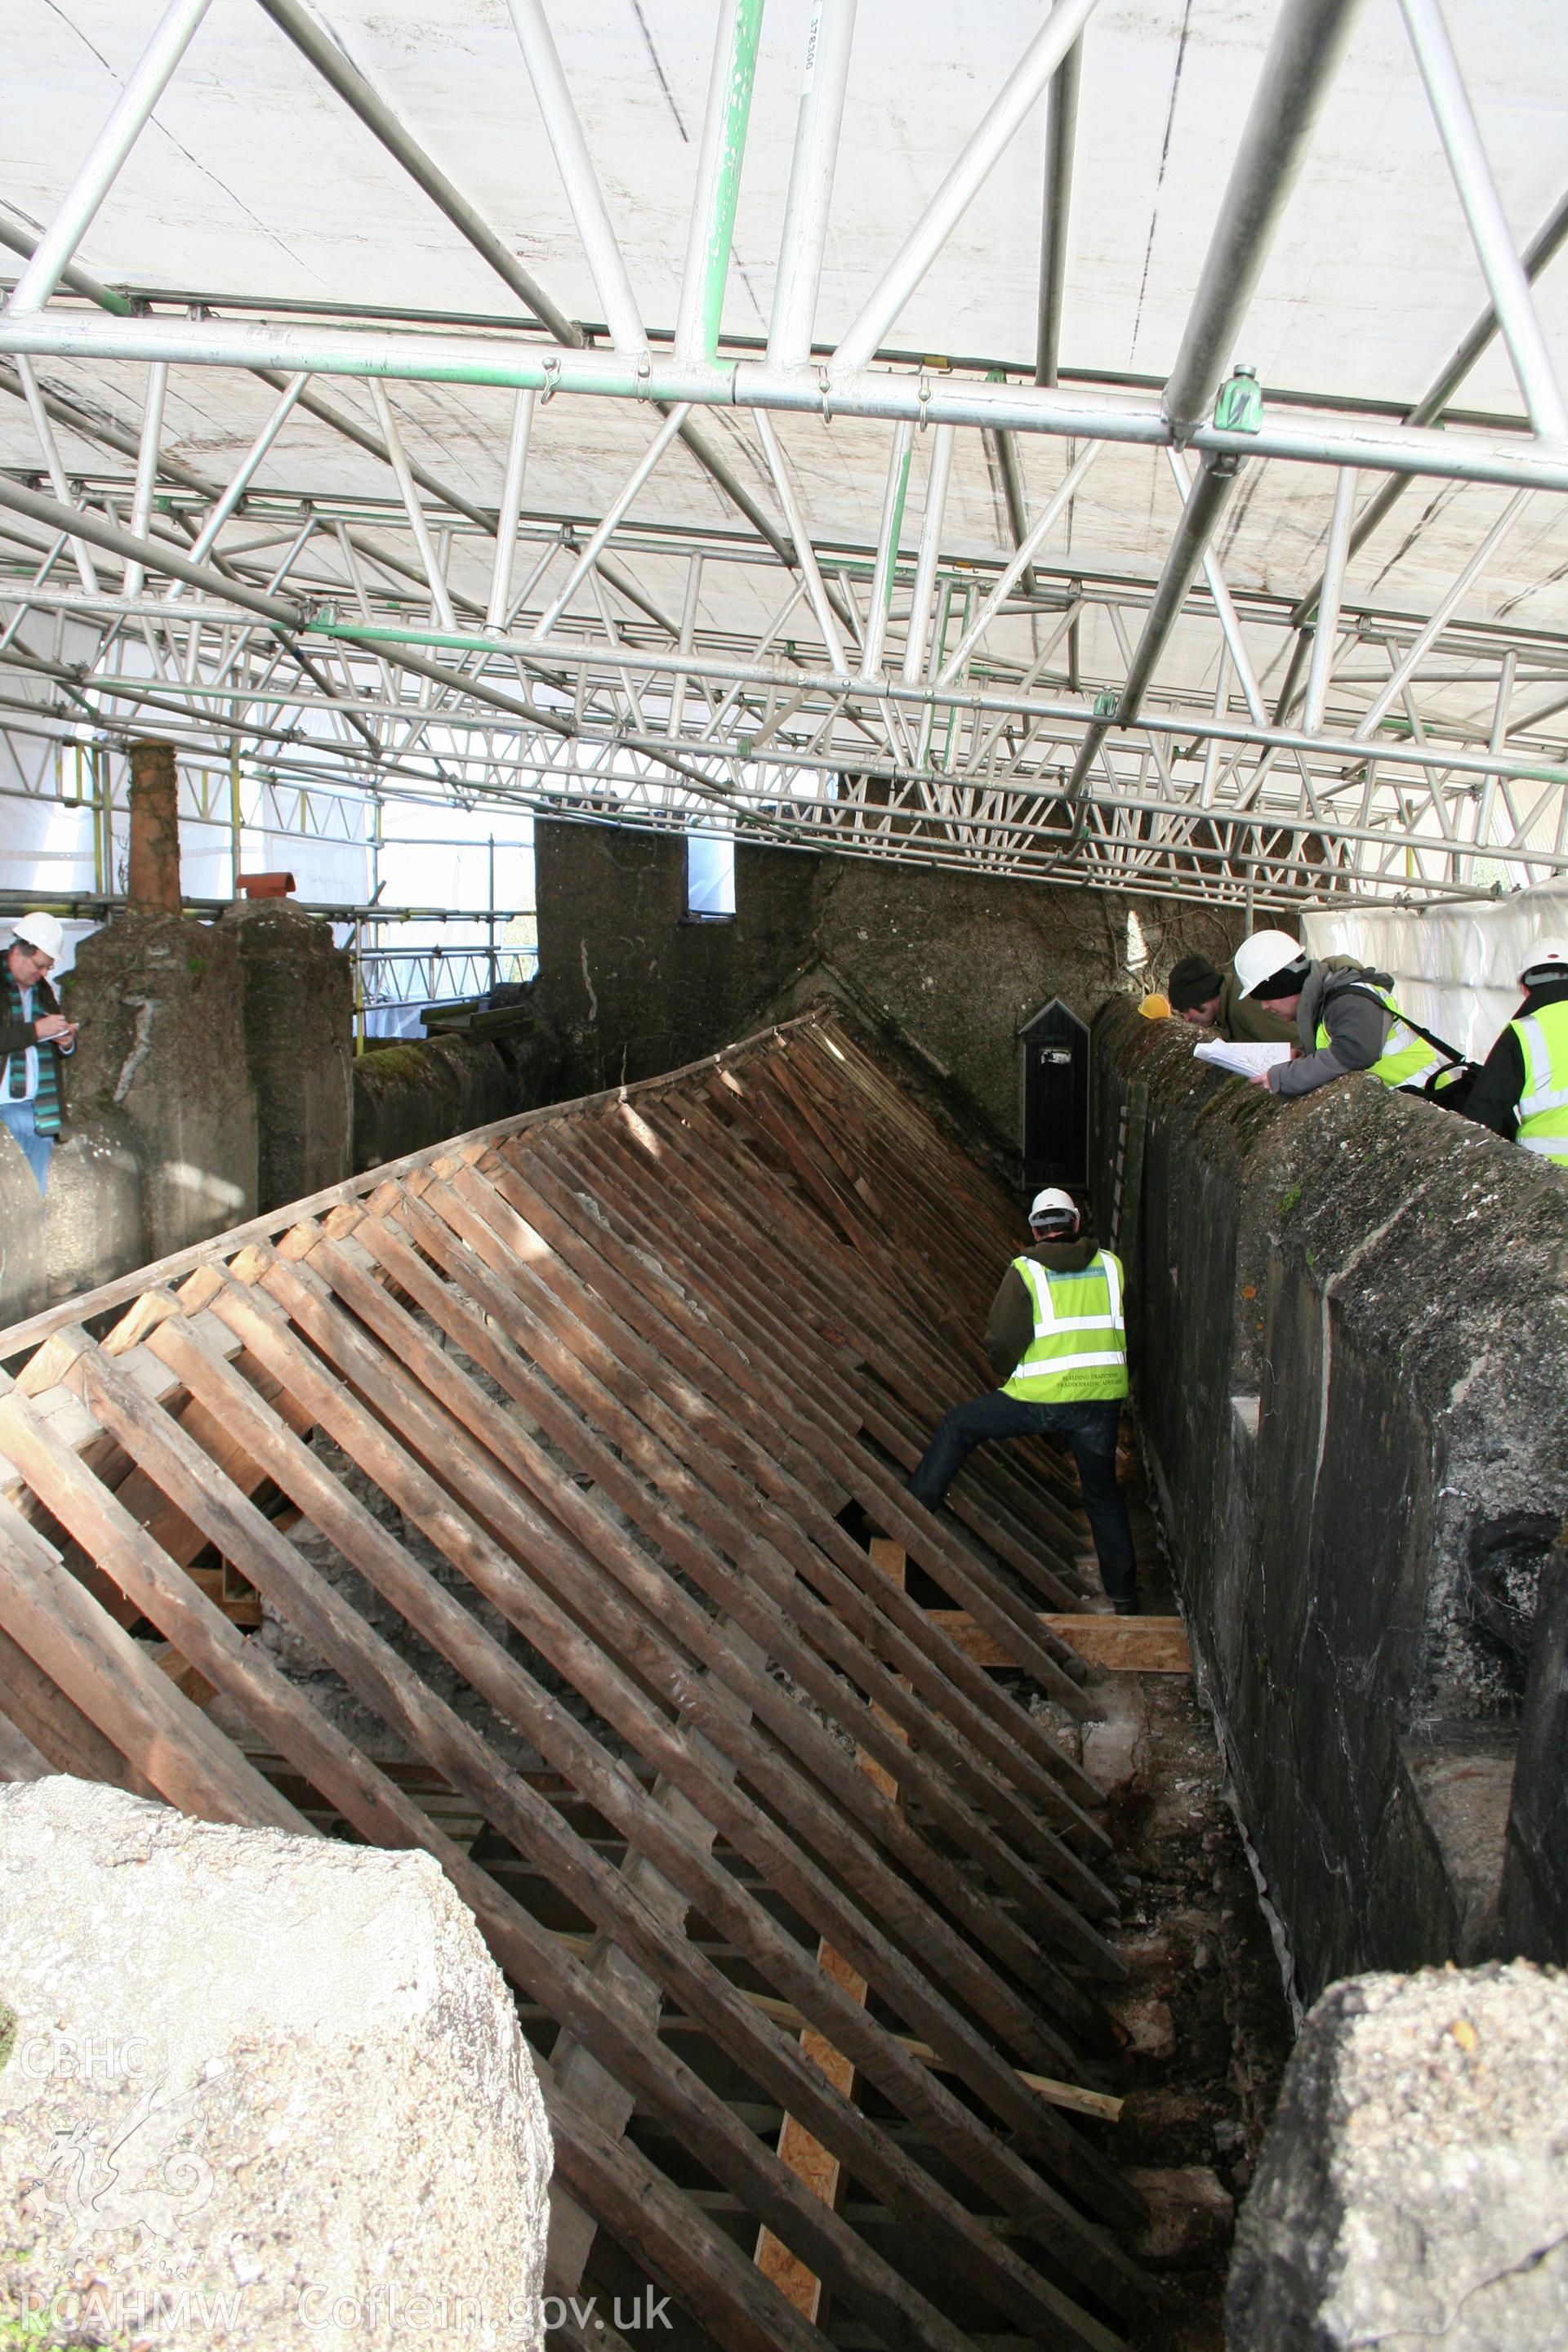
left=925, top=1609, right=1192, bottom=1675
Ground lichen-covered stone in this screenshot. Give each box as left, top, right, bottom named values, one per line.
left=1503, top=1530, right=1568, bottom=1961
left=60, top=911, right=257, bottom=1262
left=216, top=899, right=352, bottom=1213
left=351, top=1035, right=516, bottom=1175
left=1228, top=1962, right=1568, bottom=2349
left=0, top=1117, right=45, bottom=1322
left=0, top=1778, right=550, bottom=2350
left=43, top=1107, right=144, bottom=1303
left=1091, top=1000, right=1568, bottom=1995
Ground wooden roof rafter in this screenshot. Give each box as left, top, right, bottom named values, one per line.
left=0, top=1013, right=1155, bottom=2352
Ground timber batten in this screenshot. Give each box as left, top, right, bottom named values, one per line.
left=0, top=1013, right=1153, bottom=2351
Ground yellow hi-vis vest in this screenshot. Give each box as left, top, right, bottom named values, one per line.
left=1315, top=982, right=1448, bottom=1091
left=1002, top=1251, right=1129, bottom=1404
left=1510, top=1003, right=1568, bottom=1165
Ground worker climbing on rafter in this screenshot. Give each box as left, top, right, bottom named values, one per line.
left=906, top=1187, right=1140, bottom=1615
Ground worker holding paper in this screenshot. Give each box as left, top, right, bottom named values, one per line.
left=1232, top=931, right=1462, bottom=1098
left=1168, top=953, right=1294, bottom=1045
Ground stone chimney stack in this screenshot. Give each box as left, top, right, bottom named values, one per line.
left=127, top=741, right=182, bottom=912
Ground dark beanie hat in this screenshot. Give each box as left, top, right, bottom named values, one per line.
left=1168, top=955, right=1223, bottom=1012
left=1249, top=956, right=1312, bottom=1002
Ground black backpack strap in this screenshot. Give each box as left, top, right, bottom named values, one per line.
left=1329, top=980, right=1465, bottom=1066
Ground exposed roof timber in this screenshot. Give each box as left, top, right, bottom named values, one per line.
left=0, top=1013, right=1160, bottom=2346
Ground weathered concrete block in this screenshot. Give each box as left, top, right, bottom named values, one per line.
left=217, top=898, right=353, bottom=1212
left=351, top=1034, right=516, bottom=1175
left=1228, top=1962, right=1568, bottom=2349
left=63, top=911, right=257, bottom=1263
left=0, top=1120, right=45, bottom=1325
left=43, top=1107, right=144, bottom=1303
left=0, top=1778, right=551, bottom=2350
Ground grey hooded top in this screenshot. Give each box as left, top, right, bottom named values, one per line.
left=1268, top=960, right=1396, bottom=1098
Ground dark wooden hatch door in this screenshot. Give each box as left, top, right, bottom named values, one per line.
left=1019, top=997, right=1089, bottom=1194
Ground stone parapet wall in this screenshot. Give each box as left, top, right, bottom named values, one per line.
left=61, top=909, right=257, bottom=1265
left=0, top=917, right=553, bottom=1325
left=0, top=1133, right=46, bottom=1325
left=350, top=1032, right=519, bottom=1176
left=1091, top=1002, right=1568, bottom=1998
left=216, top=898, right=353, bottom=1215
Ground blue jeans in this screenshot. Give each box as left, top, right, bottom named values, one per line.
left=909, top=1392, right=1137, bottom=1606
left=0, top=1099, right=52, bottom=1195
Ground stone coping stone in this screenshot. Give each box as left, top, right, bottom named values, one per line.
left=0, top=1777, right=550, bottom=2350
left=1228, top=1959, right=1568, bottom=2349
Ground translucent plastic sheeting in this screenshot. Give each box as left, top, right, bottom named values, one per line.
left=685, top=826, right=736, bottom=919
left=1302, top=882, right=1568, bottom=1062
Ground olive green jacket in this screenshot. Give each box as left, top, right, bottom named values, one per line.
left=1214, top=972, right=1296, bottom=1045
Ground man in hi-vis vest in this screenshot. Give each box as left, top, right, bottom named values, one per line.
left=1464, top=937, right=1568, bottom=1165
left=1235, top=929, right=1460, bottom=1099
left=907, top=1187, right=1139, bottom=1615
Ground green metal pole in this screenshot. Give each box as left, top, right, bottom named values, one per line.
left=229, top=745, right=243, bottom=894
left=883, top=439, right=912, bottom=619
left=675, top=0, right=767, bottom=367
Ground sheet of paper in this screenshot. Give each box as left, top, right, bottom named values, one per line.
left=1192, top=1039, right=1294, bottom=1078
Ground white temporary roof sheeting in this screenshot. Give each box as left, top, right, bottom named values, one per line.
left=1, top=0, right=1566, bottom=911
left=1302, top=877, right=1568, bottom=1058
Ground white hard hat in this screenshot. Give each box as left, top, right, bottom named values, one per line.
left=1520, top=935, right=1568, bottom=985
left=1028, top=1187, right=1079, bottom=1225
left=1234, top=928, right=1307, bottom=998
left=9, top=911, right=63, bottom=961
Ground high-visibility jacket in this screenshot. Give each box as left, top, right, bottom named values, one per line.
left=1510, top=1002, right=1568, bottom=1164
left=1316, top=982, right=1448, bottom=1091
left=1002, top=1250, right=1129, bottom=1403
